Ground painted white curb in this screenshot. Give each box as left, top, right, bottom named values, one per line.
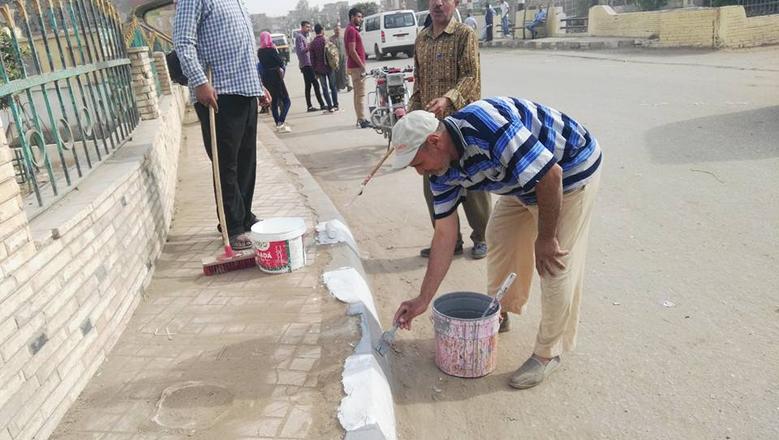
left=261, top=131, right=398, bottom=440
left=320, top=224, right=396, bottom=440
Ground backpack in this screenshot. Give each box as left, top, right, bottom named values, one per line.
left=325, top=41, right=339, bottom=71
left=165, top=50, right=188, bottom=86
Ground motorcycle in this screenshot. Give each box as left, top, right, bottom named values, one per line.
left=367, top=66, right=414, bottom=146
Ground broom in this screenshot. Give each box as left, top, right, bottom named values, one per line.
left=202, top=68, right=256, bottom=275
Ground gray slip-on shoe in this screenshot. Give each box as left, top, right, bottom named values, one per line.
left=471, top=241, right=488, bottom=259
left=509, top=355, right=561, bottom=390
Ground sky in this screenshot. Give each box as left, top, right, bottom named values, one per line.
left=246, top=0, right=370, bottom=18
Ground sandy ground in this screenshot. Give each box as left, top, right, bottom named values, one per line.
left=277, top=46, right=779, bottom=439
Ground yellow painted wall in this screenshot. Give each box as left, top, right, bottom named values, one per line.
left=588, top=5, right=779, bottom=48
left=657, top=8, right=717, bottom=47
left=588, top=6, right=662, bottom=39
left=717, top=6, right=779, bottom=48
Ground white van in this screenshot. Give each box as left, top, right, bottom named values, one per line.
left=361, top=10, right=417, bottom=60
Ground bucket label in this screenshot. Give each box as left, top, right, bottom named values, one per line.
left=256, top=240, right=291, bottom=272
left=255, top=238, right=305, bottom=274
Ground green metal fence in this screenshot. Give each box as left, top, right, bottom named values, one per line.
left=0, top=0, right=139, bottom=213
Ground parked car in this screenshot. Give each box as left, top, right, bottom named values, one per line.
left=362, top=10, right=417, bottom=60
left=415, top=9, right=463, bottom=29
left=270, top=33, right=290, bottom=63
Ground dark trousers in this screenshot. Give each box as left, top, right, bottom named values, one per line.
left=195, top=95, right=258, bottom=236
left=423, top=175, right=492, bottom=243
left=271, top=94, right=291, bottom=125
left=486, top=24, right=494, bottom=41
left=317, top=71, right=339, bottom=109
left=301, top=65, right=324, bottom=109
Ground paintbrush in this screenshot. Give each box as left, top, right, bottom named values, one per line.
left=480, top=272, right=518, bottom=318
left=374, top=323, right=399, bottom=357
left=349, top=146, right=395, bottom=205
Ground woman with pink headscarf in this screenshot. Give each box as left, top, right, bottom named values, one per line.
left=257, top=32, right=292, bottom=132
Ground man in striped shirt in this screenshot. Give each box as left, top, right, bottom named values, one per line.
left=392, top=97, right=602, bottom=389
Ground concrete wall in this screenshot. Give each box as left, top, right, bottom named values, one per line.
left=588, top=6, right=664, bottom=39
left=717, top=6, right=779, bottom=48
left=588, top=5, right=779, bottom=48
left=0, top=86, right=187, bottom=440
left=657, top=7, right=719, bottom=47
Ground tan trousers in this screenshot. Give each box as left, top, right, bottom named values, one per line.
left=486, top=172, right=601, bottom=358
left=424, top=175, right=492, bottom=243
left=347, top=68, right=366, bottom=121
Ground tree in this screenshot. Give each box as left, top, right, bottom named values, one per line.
left=0, top=31, right=28, bottom=109
left=352, top=1, right=380, bottom=16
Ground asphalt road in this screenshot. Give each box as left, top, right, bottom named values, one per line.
left=272, top=46, right=779, bottom=439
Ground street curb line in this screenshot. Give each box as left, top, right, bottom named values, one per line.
left=479, top=37, right=647, bottom=50
left=259, top=125, right=396, bottom=440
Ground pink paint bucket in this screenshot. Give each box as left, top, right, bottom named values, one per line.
left=431, top=292, right=501, bottom=378
left=250, top=217, right=307, bottom=274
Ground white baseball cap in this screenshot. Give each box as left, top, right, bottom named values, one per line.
left=391, top=110, right=441, bottom=170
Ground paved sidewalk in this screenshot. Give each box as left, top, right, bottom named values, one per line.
left=50, top=113, right=355, bottom=439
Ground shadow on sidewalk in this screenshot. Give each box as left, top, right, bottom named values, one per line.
left=389, top=337, right=530, bottom=406
left=646, top=106, right=779, bottom=164
left=295, top=143, right=397, bottom=183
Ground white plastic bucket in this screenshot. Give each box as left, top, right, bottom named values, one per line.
left=250, top=217, right=307, bottom=274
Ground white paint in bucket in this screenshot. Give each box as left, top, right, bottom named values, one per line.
left=250, top=217, right=307, bottom=274
left=431, top=292, right=501, bottom=378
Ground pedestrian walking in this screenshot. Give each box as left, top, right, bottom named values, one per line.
left=500, top=0, right=511, bottom=37
left=330, top=25, right=352, bottom=92
left=410, top=0, right=491, bottom=260
left=464, top=13, right=478, bottom=32
left=257, top=32, right=292, bottom=132
left=173, top=0, right=268, bottom=250
left=309, top=24, right=339, bottom=112
left=345, top=7, right=371, bottom=128
left=485, top=3, right=495, bottom=41
left=294, top=20, right=325, bottom=112
left=391, top=97, right=603, bottom=390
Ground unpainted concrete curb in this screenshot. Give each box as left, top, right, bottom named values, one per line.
left=260, top=127, right=396, bottom=440
left=479, top=37, right=648, bottom=50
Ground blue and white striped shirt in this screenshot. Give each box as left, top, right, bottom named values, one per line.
left=430, top=97, right=602, bottom=219
left=173, top=0, right=263, bottom=98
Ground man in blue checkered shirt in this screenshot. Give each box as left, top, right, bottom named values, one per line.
left=391, top=97, right=602, bottom=390
left=174, top=0, right=268, bottom=249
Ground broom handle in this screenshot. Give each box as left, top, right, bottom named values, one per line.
left=207, top=68, right=231, bottom=249
left=361, top=146, right=395, bottom=186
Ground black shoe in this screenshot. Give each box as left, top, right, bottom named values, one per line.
left=307, top=106, right=319, bottom=112
left=358, top=119, right=372, bottom=129
left=420, top=241, right=464, bottom=258
left=499, top=311, right=510, bottom=333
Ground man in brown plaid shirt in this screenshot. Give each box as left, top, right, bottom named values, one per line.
left=409, top=0, right=492, bottom=260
